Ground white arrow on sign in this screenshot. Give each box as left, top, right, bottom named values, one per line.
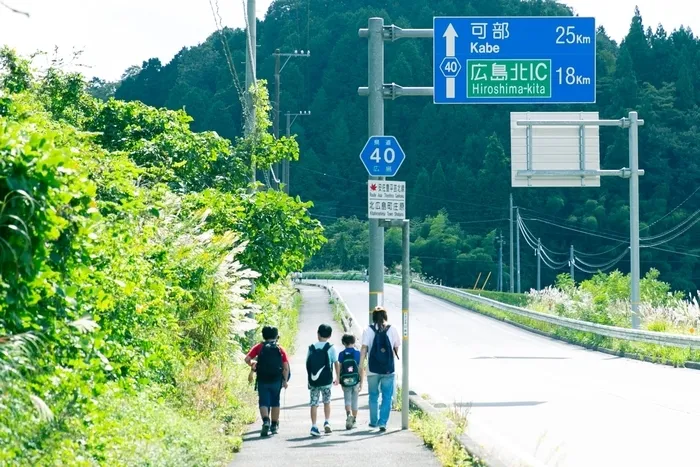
left=443, top=23, right=458, bottom=98
left=443, top=23, right=458, bottom=57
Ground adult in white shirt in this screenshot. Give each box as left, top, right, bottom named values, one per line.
left=359, top=305, right=401, bottom=431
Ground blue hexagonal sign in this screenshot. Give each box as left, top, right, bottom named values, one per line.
left=440, top=57, right=461, bottom=78
left=359, top=135, right=406, bottom=177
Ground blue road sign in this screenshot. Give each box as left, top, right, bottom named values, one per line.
left=359, top=136, right=406, bottom=177
left=433, top=16, right=596, bottom=104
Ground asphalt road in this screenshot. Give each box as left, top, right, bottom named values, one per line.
left=315, top=280, right=700, bottom=467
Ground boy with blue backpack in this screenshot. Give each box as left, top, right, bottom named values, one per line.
left=360, top=306, right=400, bottom=432
left=338, top=333, right=362, bottom=430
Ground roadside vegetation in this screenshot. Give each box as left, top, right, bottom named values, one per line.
left=395, top=391, right=483, bottom=467
left=0, top=48, right=320, bottom=465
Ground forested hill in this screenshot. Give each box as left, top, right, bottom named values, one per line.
left=110, top=0, right=700, bottom=292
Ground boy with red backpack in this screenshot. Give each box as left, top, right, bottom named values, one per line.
left=245, top=326, right=290, bottom=437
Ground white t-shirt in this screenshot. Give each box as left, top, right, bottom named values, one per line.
left=361, top=324, right=401, bottom=375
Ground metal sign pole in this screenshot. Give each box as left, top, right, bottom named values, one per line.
left=401, top=219, right=410, bottom=430
left=537, top=238, right=541, bottom=291
left=629, top=111, right=641, bottom=329
left=367, top=17, right=385, bottom=323
left=516, top=207, right=521, bottom=293
left=509, top=194, right=514, bottom=293
left=513, top=114, right=645, bottom=329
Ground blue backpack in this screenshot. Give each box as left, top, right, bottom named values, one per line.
left=368, top=324, right=394, bottom=374
left=339, top=349, right=360, bottom=387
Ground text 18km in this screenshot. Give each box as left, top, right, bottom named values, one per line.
left=556, top=67, right=591, bottom=85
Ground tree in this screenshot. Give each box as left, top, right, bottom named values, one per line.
left=431, top=161, right=448, bottom=212
left=410, top=168, right=431, bottom=218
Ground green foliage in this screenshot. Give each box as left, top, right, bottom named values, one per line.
left=238, top=81, right=300, bottom=170
left=0, top=47, right=31, bottom=93
left=410, top=408, right=481, bottom=467
left=87, top=98, right=248, bottom=193
left=308, top=213, right=498, bottom=289
left=306, top=217, right=368, bottom=271
left=0, top=50, right=311, bottom=465
left=182, top=188, right=325, bottom=287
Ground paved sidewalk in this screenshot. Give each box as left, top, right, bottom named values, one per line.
left=232, top=285, right=439, bottom=466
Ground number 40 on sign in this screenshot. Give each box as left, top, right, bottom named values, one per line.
left=359, top=135, right=407, bottom=177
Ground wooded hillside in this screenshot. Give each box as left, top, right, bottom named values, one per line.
left=111, top=0, right=700, bottom=292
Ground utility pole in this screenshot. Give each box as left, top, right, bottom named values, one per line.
left=537, top=238, right=541, bottom=291
left=244, top=0, right=256, bottom=187
left=366, top=17, right=385, bottom=323
left=509, top=194, right=514, bottom=293
left=273, top=49, right=310, bottom=190
left=497, top=230, right=504, bottom=292
left=570, top=244, right=575, bottom=281
left=273, top=50, right=281, bottom=187
left=284, top=110, right=311, bottom=194
left=516, top=206, right=521, bottom=293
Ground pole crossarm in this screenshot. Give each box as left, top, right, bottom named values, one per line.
left=359, top=25, right=433, bottom=40
left=516, top=169, right=645, bottom=178
left=273, top=50, right=311, bottom=72
left=516, top=118, right=645, bottom=127
left=358, top=83, right=434, bottom=99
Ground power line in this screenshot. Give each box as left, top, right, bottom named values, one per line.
left=639, top=210, right=700, bottom=242
left=641, top=215, right=700, bottom=248
left=522, top=214, right=700, bottom=261
left=519, top=215, right=569, bottom=256
left=207, top=0, right=247, bottom=115
left=641, top=186, right=700, bottom=232
left=522, top=216, right=627, bottom=242
left=575, top=241, right=628, bottom=258
left=646, top=245, right=700, bottom=259
left=575, top=248, right=629, bottom=270
left=518, top=206, right=630, bottom=240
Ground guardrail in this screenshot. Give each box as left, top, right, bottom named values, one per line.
left=303, top=272, right=700, bottom=350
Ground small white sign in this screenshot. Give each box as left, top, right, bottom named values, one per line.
left=368, top=180, right=406, bottom=220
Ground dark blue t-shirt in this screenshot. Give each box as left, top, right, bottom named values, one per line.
left=339, top=347, right=360, bottom=365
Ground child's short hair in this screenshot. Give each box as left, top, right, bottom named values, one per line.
left=317, top=324, right=332, bottom=339
left=341, top=334, right=356, bottom=346
left=262, top=325, right=278, bottom=340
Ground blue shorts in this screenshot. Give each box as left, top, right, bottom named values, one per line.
left=258, top=381, right=282, bottom=408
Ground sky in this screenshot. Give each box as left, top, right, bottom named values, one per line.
left=0, top=0, right=698, bottom=81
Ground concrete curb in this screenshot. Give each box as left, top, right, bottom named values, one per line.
left=305, top=281, right=546, bottom=467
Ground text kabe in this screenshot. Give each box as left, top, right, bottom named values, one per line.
left=470, top=42, right=500, bottom=54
